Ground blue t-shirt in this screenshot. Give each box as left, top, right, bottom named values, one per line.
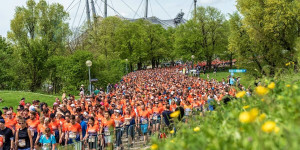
left=39, top=134, right=56, bottom=149
left=80, top=121, right=88, bottom=137
left=229, top=78, right=235, bottom=85
left=207, top=98, right=215, bottom=111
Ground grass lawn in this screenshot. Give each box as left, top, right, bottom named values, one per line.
left=0, top=91, right=60, bottom=110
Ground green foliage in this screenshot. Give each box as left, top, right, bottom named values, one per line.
left=152, top=75, right=300, bottom=150
left=175, top=6, right=228, bottom=67
left=7, top=0, right=70, bottom=91
left=0, top=37, right=14, bottom=89
left=231, top=0, right=300, bottom=75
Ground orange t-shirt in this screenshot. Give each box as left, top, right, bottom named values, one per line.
left=62, top=121, right=70, bottom=132
left=139, top=110, right=150, bottom=119
left=49, top=120, right=60, bottom=131
left=0, top=136, right=3, bottom=147
left=4, top=118, right=17, bottom=130
left=152, top=107, right=163, bottom=114
left=86, top=124, right=99, bottom=136
left=170, top=104, right=177, bottom=112
left=67, top=123, right=82, bottom=135
left=101, top=118, right=114, bottom=128
left=37, top=124, right=53, bottom=134
left=26, top=119, right=40, bottom=133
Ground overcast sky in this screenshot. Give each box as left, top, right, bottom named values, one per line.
left=0, top=0, right=237, bottom=37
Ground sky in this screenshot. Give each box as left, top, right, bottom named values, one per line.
left=0, top=0, right=237, bottom=37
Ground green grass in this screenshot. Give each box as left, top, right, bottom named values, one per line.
left=0, top=91, right=59, bottom=110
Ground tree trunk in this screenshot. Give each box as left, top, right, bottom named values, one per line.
left=130, top=63, right=133, bottom=72
left=137, top=62, right=142, bottom=70
left=152, top=58, right=155, bottom=69
left=230, top=53, right=233, bottom=68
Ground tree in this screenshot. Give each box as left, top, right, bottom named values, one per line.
left=175, top=6, right=227, bottom=68
left=0, top=36, right=14, bottom=89
left=7, top=0, right=70, bottom=91
left=236, top=0, right=300, bottom=75
left=144, top=23, right=167, bottom=68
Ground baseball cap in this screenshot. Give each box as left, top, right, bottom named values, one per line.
left=2, top=107, right=8, bottom=110
left=29, top=105, right=36, bottom=112
left=0, top=119, right=5, bottom=123
left=71, top=104, right=75, bottom=107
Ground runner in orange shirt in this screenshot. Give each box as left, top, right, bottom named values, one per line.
left=83, top=117, right=99, bottom=150
left=112, top=110, right=124, bottom=150
left=4, top=111, right=17, bottom=133
left=66, top=115, right=82, bottom=144
left=151, top=102, right=163, bottom=134
left=26, top=111, right=40, bottom=147
left=138, top=104, right=150, bottom=145
left=101, top=111, right=115, bottom=149
left=49, top=113, right=61, bottom=143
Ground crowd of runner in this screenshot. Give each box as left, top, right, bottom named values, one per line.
left=0, top=66, right=250, bottom=150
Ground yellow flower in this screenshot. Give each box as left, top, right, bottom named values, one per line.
left=268, top=82, right=275, bottom=89
left=243, top=105, right=250, bottom=109
left=236, top=91, right=246, bottom=98
left=170, top=130, right=174, bottom=134
left=286, top=84, right=291, bottom=87
left=274, top=126, right=280, bottom=133
left=285, top=62, right=290, bottom=66
left=261, top=121, right=276, bottom=133
left=170, top=110, right=180, bottom=118
left=255, top=86, right=269, bottom=96
left=239, top=111, right=251, bottom=123
left=151, top=144, right=158, bottom=150
left=250, top=108, right=259, bottom=119
left=193, top=127, right=200, bottom=132
left=259, top=113, right=266, bottom=121
left=261, top=99, right=265, bottom=102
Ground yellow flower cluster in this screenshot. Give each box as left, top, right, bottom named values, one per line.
left=285, top=61, right=294, bottom=66
left=243, top=105, right=250, bottom=109
left=170, top=110, right=180, bottom=118
left=255, top=86, right=269, bottom=96
left=239, top=108, right=259, bottom=123
left=236, top=91, right=246, bottom=98
left=193, top=127, right=200, bottom=132
left=267, top=82, right=275, bottom=89
left=170, top=130, right=175, bottom=134
left=261, top=121, right=280, bottom=133
left=151, top=144, right=158, bottom=150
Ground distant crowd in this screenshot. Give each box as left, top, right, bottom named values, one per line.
left=0, top=65, right=250, bottom=150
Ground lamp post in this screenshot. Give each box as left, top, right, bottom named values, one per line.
left=86, top=60, right=92, bottom=95
left=125, top=59, right=128, bottom=74
left=191, top=55, right=195, bottom=69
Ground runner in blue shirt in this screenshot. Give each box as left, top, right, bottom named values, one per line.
left=39, top=127, right=56, bottom=150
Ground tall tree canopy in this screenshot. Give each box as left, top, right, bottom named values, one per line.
left=234, top=0, right=300, bottom=75
left=7, top=0, right=70, bottom=91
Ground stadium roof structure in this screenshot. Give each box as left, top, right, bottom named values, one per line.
left=124, top=16, right=187, bottom=29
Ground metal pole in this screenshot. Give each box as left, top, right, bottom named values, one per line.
left=104, top=0, right=107, bottom=18
left=194, top=0, right=197, bottom=20
left=192, top=59, right=194, bottom=70
left=91, top=0, right=97, bottom=22
left=126, top=63, right=128, bottom=74
left=88, top=66, right=91, bottom=95
left=86, top=0, right=91, bottom=24
left=145, top=0, right=148, bottom=18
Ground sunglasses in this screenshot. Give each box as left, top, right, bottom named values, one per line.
left=19, top=123, right=25, bottom=125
